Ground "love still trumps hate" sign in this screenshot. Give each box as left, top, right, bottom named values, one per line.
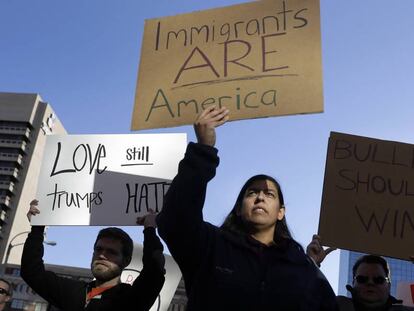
left=33, top=133, right=186, bottom=226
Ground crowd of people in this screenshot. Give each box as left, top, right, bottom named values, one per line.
left=1, top=107, right=411, bottom=310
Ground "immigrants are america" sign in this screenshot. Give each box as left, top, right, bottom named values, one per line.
left=132, top=0, right=323, bottom=130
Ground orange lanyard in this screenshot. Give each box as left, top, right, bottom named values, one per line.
left=86, top=286, right=113, bottom=302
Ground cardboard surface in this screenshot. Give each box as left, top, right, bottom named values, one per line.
left=33, top=133, right=186, bottom=225
left=132, top=0, right=323, bottom=130
left=319, top=132, right=414, bottom=260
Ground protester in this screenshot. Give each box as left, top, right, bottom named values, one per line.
left=21, top=199, right=165, bottom=311
left=157, top=106, right=338, bottom=310
left=0, top=278, right=12, bottom=311
left=307, top=235, right=414, bottom=310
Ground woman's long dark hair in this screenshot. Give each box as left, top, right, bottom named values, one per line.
left=220, top=174, right=293, bottom=244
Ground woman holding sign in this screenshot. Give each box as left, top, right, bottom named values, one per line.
left=157, top=106, right=337, bottom=311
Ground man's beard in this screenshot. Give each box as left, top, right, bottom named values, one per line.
left=91, top=261, right=122, bottom=282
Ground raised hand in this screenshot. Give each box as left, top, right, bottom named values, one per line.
left=306, top=234, right=336, bottom=266
left=27, top=199, right=40, bottom=222
left=136, top=209, right=158, bottom=229
left=194, top=106, right=229, bottom=147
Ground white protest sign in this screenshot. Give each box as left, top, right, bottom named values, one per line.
left=33, top=134, right=186, bottom=225
left=121, top=243, right=182, bottom=311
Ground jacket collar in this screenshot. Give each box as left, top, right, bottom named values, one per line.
left=346, top=284, right=403, bottom=309
left=220, top=228, right=308, bottom=265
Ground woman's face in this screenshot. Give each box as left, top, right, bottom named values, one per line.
left=239, top=179, right=285, bottom=231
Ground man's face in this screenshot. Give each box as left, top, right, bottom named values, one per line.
left=0, top=280, right=11, bottom=307
left=353, top=263, right=390, bottom=307
left=91, top=238, right=125, bottom=282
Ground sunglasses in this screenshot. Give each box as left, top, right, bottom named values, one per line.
left=0, top=288, right=9, bottom=296
left=354, top=275, right=389, bottom=285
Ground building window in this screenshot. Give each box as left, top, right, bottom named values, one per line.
left=10, top=299, right=47, bottom=311
left=5, top=267, right=20, bottom=276
left=11, top=298, right=24, bottom=308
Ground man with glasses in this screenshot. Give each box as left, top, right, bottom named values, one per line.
left=307, top=235, right=414, bottom=310
left=0, top=278, right=12, bottom=311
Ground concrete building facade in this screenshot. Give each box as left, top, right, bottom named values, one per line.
left=0, top=92, right=66, bottom=266
left=167, top=277, right=187, bottom=311
left=4, top=263, right=92, bottom=311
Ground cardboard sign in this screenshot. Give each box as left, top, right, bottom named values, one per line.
left=396, top=282, right=414, bottom=307
left=319, top=132, right=414, bottom=260
left=132, top=0, right=323, bottom=130
left=33, top=134, right=186, bottom=225
left=121, top=243, right=182, bottom=311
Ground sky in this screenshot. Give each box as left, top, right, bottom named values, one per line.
left=1, top=0, right=414, bottom=294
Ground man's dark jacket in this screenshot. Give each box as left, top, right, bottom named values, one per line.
left=21, top=226, right=165, bottom=311
left=336, top=285, right=414, bottom=310
left=157, top=142, right=338, bottom=311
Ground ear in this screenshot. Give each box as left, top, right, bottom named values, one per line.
left=277, top=205, right=285, bottom=221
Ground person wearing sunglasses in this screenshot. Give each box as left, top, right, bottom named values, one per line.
left=0, top=278, right=12, bottom=311
left=307, top=235, right=414, bottom=310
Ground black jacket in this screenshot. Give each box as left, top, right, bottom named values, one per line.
left=21, top=226, right=165, bottom=311
left=157, top=142, right=338, bottom=311
left=336, top=285, right=414, bottom=311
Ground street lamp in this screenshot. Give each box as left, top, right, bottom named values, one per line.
left=4, top=230, right=57, bottom=264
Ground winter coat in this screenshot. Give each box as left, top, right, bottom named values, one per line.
left=157, top=142, right=338, bottom=311
left=337, top=286, right=414, bottom=311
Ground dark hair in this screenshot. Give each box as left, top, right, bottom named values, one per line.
left=221, top=174, right=293, bottom=244
left=352, top=255, right=390, bottom=280
left=94, top=227, right=133, bottom=267
left=0, top=277, right=12, bottom=297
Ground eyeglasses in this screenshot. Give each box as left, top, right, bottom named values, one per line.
left=354, top=275, right=390, bottom=285
left=0, top=288, right=9, bottom=296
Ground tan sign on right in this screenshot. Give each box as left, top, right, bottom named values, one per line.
left=319, top=132, right=414, bottom=260
left=132, top=0, right=323, bottom=130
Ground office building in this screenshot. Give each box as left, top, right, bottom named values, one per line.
left=4, top=263, right=92, bottom=311
left=168, top=277, right=187, bottom=311
left=0, top=92, right=66, bottom=266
